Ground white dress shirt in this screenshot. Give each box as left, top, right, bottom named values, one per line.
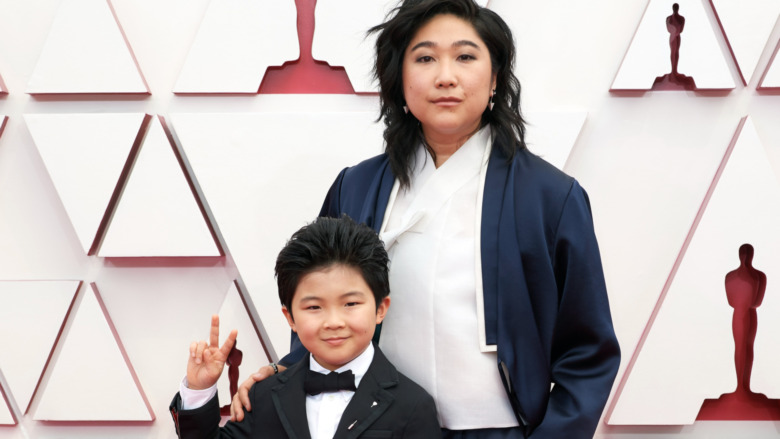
left=378, top=127, right=519, bottom=429
left=306, top=343, right=373, bottom=439
left=179, top=343, right=375, bottom=439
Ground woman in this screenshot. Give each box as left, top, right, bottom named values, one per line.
left=233, top=1, right=620, bottom=437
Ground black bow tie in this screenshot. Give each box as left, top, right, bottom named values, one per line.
left=304, top=369, right=357, bottom=395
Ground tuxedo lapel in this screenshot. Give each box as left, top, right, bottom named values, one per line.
left=333, top=347, right=398, bottom=439
left=271, top=360, right=312, bottom=439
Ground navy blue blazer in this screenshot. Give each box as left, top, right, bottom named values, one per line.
left=283, top=142, right=620, bottom=438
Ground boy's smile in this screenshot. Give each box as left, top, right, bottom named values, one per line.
left=282, top=264, right=390, bottom=371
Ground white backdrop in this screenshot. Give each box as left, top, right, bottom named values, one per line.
left=1, top=0, right=780, bottom=437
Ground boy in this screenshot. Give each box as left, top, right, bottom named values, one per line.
left=170, top=216, right=440, bottom=438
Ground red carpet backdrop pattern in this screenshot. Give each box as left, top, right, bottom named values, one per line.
left=1, top=0, right=780, bottom=437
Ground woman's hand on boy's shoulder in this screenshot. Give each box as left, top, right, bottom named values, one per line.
left=229, top=363, right=287, bottom=421
left=186, top=314, right=237, bottom=391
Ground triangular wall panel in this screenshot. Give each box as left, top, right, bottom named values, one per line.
left=0, top=385, right=13, bottom=425
left=89, top=264, right=236, bottom=411
left=711, top=0, right=780, bottom=85
left=609, top=117, right=780, bottom=424
left=524, top=111, right=587, bottom=171
left=169, top=108, right=384, bottom=352
left=33, top=284, right=153, bottom=421
left=0, top=281, right=79, bottom=414
left=732, top=122, right=780, bottom=400
left=98, top=117, right=219, bottom=257
left=312, top=0, right=389, bottom=93
left=216, top=282, right=271, bottom=408
left=26, top=0, right=148, bottom=94
left=759, top=41, right=780, bottom=89
left=174, top=0, right=298, bottom=93
left=612, top=0, right=735, bottom=90
left=25, top=113, right=147, bottom=254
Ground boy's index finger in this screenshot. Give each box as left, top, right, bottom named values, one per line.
left=220, top=329, right=238, bottom=357
left=209, top=314, right=220, bottom=348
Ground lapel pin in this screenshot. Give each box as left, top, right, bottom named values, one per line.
left=370, top=401, right=378, bottom=407
left=348, top=420, right=357, bottom=430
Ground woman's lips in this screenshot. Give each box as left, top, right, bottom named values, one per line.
left=432, top=97, right=461, bottom=107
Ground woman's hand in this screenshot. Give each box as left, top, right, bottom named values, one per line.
left=229, top=363, right=287, bottom=421
left=186, top=314, right=237, bottom=391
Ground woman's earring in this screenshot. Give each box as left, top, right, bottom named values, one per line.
left=403, top=105, right=409, bottom=114
left=489, top=89, right=496, bottom=111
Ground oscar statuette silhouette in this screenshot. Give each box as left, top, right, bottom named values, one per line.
left=652, top=3, right=697, bottom=90
left=697, top=244, right=780, bottom=420
left=220, top=340, right=244, bottom=416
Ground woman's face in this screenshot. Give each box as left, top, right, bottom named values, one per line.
left=402, top=14, right=496, bottom=146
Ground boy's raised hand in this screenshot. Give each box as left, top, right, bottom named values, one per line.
left=186, top=314, right=238, bottom=390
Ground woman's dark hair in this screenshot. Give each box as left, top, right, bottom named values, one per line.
left=275, top=215, right=390, bottom=319
left=370, top=0, right=526, bottom=187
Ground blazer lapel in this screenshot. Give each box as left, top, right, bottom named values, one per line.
left=333, top=347, right=398, bottom=439
left=365, top=160, right=395, bottom=345
left=363, top=159, right=395, bottom=233
left=271, top=360, right=312, bottom=439
left=480, top=143, right=510, bottom=347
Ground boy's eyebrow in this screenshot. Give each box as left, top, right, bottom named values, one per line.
left=296, top=291, right=367, bottom=303
left=409, top=40, right=481, bottom=52
left=340, top=291, right=367, bottom=300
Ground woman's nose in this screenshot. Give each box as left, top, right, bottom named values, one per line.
left=435, top=61, right=457, bottom=88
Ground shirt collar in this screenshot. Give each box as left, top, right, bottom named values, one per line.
left=412, top=125, right=491, bottom=186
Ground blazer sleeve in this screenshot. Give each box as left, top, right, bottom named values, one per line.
left=530, top=182, right=620, bottom=438
left=170, top=391, right=255, bottom=439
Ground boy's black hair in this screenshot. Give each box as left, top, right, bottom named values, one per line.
left=275, top=215, right=390, bottom=319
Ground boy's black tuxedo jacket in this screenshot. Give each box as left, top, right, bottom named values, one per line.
left=170, top=345, right=441, bottom=439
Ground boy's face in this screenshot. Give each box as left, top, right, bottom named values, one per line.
left=282, top=264, right=390, bottom=371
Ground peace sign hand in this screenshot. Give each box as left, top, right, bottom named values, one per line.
left=186, top=314, right=238, bottom=390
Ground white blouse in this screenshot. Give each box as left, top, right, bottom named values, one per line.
left=378, top=128, right=519, bottom=429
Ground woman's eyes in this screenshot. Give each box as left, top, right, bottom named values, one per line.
left=415, top=54, right=476, bottom=63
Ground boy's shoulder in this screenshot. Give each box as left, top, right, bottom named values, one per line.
left=355, top=346, right=441, bottom=436
left=391, top=368, right=437, bottom=410
left=364, top=345, right=434, bottom=404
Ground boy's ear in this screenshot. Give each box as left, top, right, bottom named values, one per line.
left=375, top=297, right=391, bottom=324
left=281, top=306, right=297, bottom=332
